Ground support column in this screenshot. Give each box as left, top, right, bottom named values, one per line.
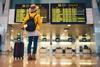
left=0, top=0, right=10, bottom=51
left=0, top=1, right=3, bottom=16
left=3, top=0, right=10, bottom=16
left=92, top=0, right=100, bottom=55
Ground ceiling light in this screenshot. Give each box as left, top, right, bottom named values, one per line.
left=24, top=24, right=27, bottom=28
left=62, top=33, right=65, bottom=35
left=60, top=61, right=72, bottom=65
left=40, top=33, right=42, bottom=36
left=11, top=30, right=14, bottom=32
left=67, top=25, right=71, bottom=27
left=64, top=28, right=69, bottom=32
left=85, top=34, right=88, bottom=36
left=64, top=30, right=67, bottom=32
left=79, top=62, right=94, bottom=65
left=93, top=33, right=95, bottom=36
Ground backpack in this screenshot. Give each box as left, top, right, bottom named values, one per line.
left=26, top=13, right=37, bottom=32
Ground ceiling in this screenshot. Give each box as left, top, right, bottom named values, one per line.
left=40, top=24, right=94, bottom=37
left=8, top=24, right=94, bottom=38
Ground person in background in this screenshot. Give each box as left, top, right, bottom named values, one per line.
left=22, top=4, right=42, bottom=60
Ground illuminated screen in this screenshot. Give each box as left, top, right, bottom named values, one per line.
left=15, top=4, right=49, bottom=23
left=51, top=3, right=86, bottom=24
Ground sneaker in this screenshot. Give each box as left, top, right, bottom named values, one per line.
left=28, top=54, right=32, bottom=60
left=28, top=57, right=32, bottom=60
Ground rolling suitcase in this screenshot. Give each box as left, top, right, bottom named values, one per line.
left=13, top=41, right=24, bottom=60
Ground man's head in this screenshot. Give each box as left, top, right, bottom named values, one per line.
left=29, top=4, right=39, bottom=12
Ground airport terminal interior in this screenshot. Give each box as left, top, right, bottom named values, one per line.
left=0, top=0, right=100, bottom=67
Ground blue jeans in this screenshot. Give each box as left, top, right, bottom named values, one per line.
left=27, top=36, right=39, bottom=54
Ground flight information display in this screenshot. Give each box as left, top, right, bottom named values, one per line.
left=51, top=3, right=86, bottom=24
left=15, top=4, right=49, bottom=23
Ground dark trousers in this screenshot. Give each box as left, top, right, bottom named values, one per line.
left=27, top=36, right=39, bottom=54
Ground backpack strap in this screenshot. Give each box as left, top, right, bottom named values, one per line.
left=28, top=13, right=38, bottom=26
left=28, top=13, right=37, bottom=19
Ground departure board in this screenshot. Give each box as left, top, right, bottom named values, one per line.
left=15, top=4, right=49, bottom=23
left=51, top=3, right=86, bottom=24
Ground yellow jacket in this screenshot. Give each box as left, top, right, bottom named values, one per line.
left=22, top=12, right=42, bottom=31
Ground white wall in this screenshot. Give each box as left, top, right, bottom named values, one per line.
left=8, top=9, right=20, bottom=24
left=8, top=9, right=15, bottom=24
left=86, top=8, right=93, bottom=24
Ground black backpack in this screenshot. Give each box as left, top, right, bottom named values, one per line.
left=26, top=13, right=37, bottom=32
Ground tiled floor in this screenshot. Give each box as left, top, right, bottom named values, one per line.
left=0, top=53, right=97, bottom=67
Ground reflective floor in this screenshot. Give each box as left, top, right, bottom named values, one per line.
left=0, top=53, right=98, bottom=67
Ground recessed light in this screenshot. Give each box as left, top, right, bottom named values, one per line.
left=85, top=34, right=88, bottom=36
left=11, top=30, right=14, bottom=32
left=24, top=24, right=27, bottom=28
left=67, top=25, right=71, bottom=27
left=64, top=30, right=67, bottom=32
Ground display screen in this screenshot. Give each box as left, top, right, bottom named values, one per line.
left=51, top=3, right=86, bottom=24
left=15, top=4, right=49, bottom=23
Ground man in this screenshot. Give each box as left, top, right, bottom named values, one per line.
left=22, top=4, right=42, bottom=60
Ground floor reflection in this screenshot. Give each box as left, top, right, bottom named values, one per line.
left=0, top=54, right=96, bottom=67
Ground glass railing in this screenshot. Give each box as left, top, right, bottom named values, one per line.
left=96, top=0, right=100, bottom=14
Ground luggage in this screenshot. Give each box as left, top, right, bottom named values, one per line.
left=13, top=41, right=24, bottom=60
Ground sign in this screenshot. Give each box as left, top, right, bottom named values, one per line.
left=14, top=4, right=49, bottom=23
left=51, top=3, right=86, bottom=24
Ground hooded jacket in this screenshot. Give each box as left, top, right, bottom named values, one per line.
left=22, top=12, right=42, bottom=31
